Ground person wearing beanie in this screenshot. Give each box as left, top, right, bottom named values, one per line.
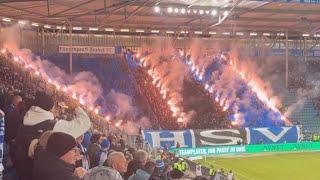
left=33, top=132, right=83, bottom=180
left=155, top=160, right=165, bottom=170
left=82, top=131, right=92, bottom=149
left=14, top=91, right=91, bottom=180
left=98, top=138, right=110, bottom=166
left=14, top=91, right=56, bottom=180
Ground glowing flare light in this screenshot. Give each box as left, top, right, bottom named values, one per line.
left=137, top=56, right=187, bottom=124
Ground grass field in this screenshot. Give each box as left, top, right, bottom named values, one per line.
left=195, top=151, right=320, bottom=180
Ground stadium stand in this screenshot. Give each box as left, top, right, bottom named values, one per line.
left=1, top=51, right=215, bottom=180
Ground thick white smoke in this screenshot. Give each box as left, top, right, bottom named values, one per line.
left=142, top=38, right=196, bottom=124
left=0, top=25, right=151, bottom=133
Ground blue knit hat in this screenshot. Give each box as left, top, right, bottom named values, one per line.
left=155, top=160, right=165, bottom=170
left=81, top=131, right=92, bottom=148
left=101, top=139, right=110, bottom=149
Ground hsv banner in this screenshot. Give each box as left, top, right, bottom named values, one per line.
left=142, top=130, right=195, bottom=148
left=193, top=129, right=245, bottom=146
left=142, top=129, right=245, bottom=148
left=142, top=126, right=300, bottom=148
left=245, top=126, right=301, bottom=144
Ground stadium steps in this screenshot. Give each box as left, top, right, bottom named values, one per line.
left=283, top=91, right=320, bottom=135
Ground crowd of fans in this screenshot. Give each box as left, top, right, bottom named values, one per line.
left=134, top=67, right=180, bottom=130
left=182, top=80, right=231, bottom=130
left=0, top=51, right=235, bottom=180
left=131, top=56, right=231, bottom=130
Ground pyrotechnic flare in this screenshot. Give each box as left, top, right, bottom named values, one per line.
left=105, top=115, right=111, bottom=121
left=35, top=70, right=40, bottom=76
left=187, top=50, right=290, bottom=126
left=13, top=56, right=19, bottom=62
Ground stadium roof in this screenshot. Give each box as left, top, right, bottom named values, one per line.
left=0, top=0, right=320, bottom=35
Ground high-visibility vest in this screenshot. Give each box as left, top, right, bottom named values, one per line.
left=181, top=161, right=187, bottom=172
left=156, top=154, right=162, bottom=160
left=173, top=163, right=180, bottom=170
left=209, top=168, right=215, bottom=176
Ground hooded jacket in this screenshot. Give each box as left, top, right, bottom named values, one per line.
left=23, top=106, right=91, bottom=139
left=128, top=169, right=151, bottom=180
left=14, top=106, right=91, bottom=180
left=14, top=107, right=56, bottom=180
left=33, top=147, right=79, bottom=180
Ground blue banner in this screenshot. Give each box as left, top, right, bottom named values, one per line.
left=245, top=126, right=301, bottom=144
left=142, top=130, right=195, bottom=148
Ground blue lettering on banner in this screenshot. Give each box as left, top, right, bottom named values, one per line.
left=142, top=130, right=195, bottom=148
left=245, top=126, right=300, bottom=144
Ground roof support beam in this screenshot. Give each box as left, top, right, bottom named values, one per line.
left=0, top=3, right=47, bottom=17
left=0, top=0, right=44, bottom=3
left=50, top=0, right=97, bottom=17
left=47, top=0, right=50, bottom=16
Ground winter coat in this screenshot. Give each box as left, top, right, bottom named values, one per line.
left=124, top=160, right=144, bottom=180
left=128, top=169, right=151, bottom=180
left=4, top=104, right=24, bottom=145
left=75, top=142, right=90, bottom=170
left=14, top=106, right=91, bottom=180
left=0, top=110, right=5, bottom=174
left=88, top=143, right=101, bottom=168
left=14, top=106, right=56, bottom=180
left=33, top=147, right=80, bottom=180
left=98, top=149, right=108, bottom=166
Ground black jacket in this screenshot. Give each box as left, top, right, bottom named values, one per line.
left=5, top=106, right=24, bottom=144
left=33, top=147, right=80, bottom=180
left=14, top=120, right=56, bottom=180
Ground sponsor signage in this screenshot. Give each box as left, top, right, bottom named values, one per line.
left=59, top=45, right=115, bottom=54
left=171, top=142, right=320, bottom=157
left=245, top=126, right=300, bottom=144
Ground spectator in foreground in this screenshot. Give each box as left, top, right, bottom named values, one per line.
left=227, top=170, right=234, bottom=180
left=14, top=91, right=91, bottom=180
left=128, top=160, right=156, bottom=180
left=97, top=138, right=110, bottom=166
left=14, top=91, right=56, bottom=180
left=4, top=95, right=23, bottom=146
left=83, top=165, right=123, bottom=180
left=88, top=132, right=102, bottom=168
left=125, top=150, right=149, bottom=179
left=75, top=134, right=90, bottom=170
left=33, top=132, right=84, bottom=180
left=0, top=110, right=5, bottom=179
left=106, top=151, right=128, bottom=176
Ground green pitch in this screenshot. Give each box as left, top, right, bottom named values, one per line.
left=195, top=151, right=320, bottom=180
